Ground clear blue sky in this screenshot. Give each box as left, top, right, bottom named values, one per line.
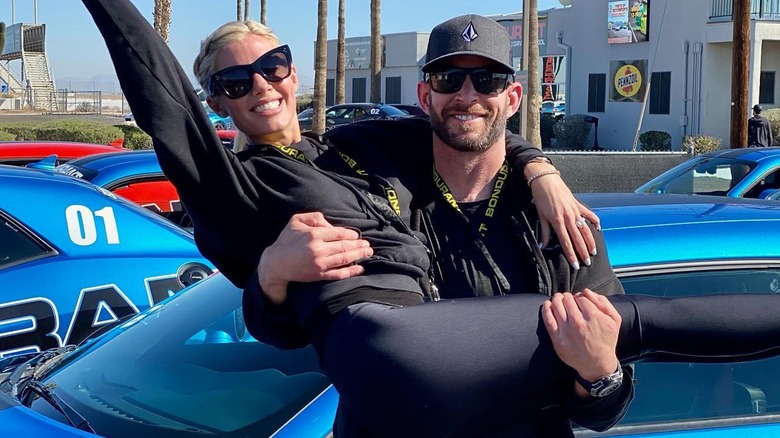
left=1, top=0, right=563, bottom=90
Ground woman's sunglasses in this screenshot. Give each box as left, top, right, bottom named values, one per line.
left=207, top=44, right=293, bottom=99
left=425, top=67, right=514, bottom=95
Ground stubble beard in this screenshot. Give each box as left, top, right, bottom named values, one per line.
left=430, top=103, right=508, bottom=153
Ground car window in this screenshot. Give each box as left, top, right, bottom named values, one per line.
left=328, top=107, right=354, bottom=120
left=642, top=158, right=757, bottom=196
left=744, top=169, right=780, bottom=199
left=378, top=105, right=406, bottom=116
left=353, top=108, right=368, bottom=120
left=0, top=211, right=54, bottom=269
left=616, top=268, right=780, bottom=427
left=111, top=179, right=181, bottom=213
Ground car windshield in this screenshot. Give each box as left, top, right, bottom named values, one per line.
left=33, top=274, right=330, bottom=437
left=637, top=157, right=758, bottom=196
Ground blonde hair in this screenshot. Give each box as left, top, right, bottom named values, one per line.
left=194, top=21, right=280, bottom=152
left=193, top=20, right=280, bottom=95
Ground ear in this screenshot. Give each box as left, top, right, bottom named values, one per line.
left=417, top=80, right=432, bottom=115
left=206, top=96, right=227, bottom=117
left=505, top=82, right=523, bottom=117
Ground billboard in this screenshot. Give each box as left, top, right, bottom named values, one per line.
left=608, top=0, right=649, bottom=44
left=609, top=59, right=647, bottom=102
left=497, top=18, right=548, bottom=70
left=341, top=36, right=386, bottom=70
left=541, top=55, right=565, bottom=102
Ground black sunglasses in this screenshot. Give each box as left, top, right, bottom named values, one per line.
left=207, top=44, right=293, bottom=99
left=425, top=67, right=514, bottom=95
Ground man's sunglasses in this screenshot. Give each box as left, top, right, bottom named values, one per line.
left=207, top=44, right=293, bottom=99
left=425, top=67, right=514, bottom=95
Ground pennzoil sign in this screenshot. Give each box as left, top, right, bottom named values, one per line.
left=609, top=60, right=647, bottom=102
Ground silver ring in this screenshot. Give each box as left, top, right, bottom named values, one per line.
left=575, top=217, right=586, bottom=229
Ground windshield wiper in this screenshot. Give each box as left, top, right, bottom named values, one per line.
left=0, top=346, right=76, bottom=398
left=21, top=380, right=95, bottom=433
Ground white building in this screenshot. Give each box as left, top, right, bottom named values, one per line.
left=325, top=0, right=780, bottom=150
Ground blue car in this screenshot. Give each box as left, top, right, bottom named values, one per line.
left=4, top=194, right=780, bottom=437
left=0, top=164, right=213, bottom=358
left=636, top=147, right=780, bottom=199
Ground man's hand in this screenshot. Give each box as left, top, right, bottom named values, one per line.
left=259, top=212, right=374, bottom=305
left=525, top=162, right=599, bottom=269
left=542, top=290, right=621, bottom=398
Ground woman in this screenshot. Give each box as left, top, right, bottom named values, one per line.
left=83, top=1, right=780, bottom=436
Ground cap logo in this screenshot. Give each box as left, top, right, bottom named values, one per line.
left=461, top=22, right=479, bottom=42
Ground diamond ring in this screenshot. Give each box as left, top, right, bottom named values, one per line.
left=575, top=217, right=586, bottom=229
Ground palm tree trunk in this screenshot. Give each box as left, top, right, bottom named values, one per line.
left=336, top=0, right=346, bottom=104
left=236, top=0, right=242, bottom=21
left=525, top=0, right=542, bottom=148
left=243, top=0, right=251, bottom=21
left=153, top=0, right=172, bottom=44
left=260, top=0, right=267, bottom=24
left=312, top=0, right=328, bottom=133
left=369, top=0, right=381, bottom=103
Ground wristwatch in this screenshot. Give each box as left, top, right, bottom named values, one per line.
left=575, top=363, right=624, bottom=398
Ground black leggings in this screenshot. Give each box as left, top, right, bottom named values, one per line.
left=318, top=293, right=780, bottom=437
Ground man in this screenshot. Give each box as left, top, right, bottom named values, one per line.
left=749, top=104, right=773, bottom=147
left=245, top=14, right=632, bottom=437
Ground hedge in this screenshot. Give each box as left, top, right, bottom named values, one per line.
left=0, top=121, right=42, bottom=140
left=32, top=120, right=124, bottom=145
left=114, top=124, right=153, bottom=150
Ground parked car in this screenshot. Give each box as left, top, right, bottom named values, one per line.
left=298, top=103, right=409, bottom=131
left=0, top=164, right=213, bottom=358
left=541, top=100, right=566, bottom=117
left=390, top=104, right=428, bottom=117
left=0, top=141, right=126, bottom=168
left=125, top=104, right=233, bottom=131
left=636, top=147, right=780, bottom=199
left=5, top=194, right=780, bottom=436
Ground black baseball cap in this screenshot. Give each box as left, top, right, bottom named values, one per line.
left=753, top=104, right=763, bottom=113
left=422, top=14, right=514, bottom=74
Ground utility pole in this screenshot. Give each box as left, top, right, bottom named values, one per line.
left=730, top=0, right=750, bottom=148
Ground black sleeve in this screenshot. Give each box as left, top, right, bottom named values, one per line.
left=242, top=269, right=310, bottom=350
left=83, top=0, right=267, bottom=287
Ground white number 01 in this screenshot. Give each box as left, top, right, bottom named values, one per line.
left=65, top=205, right=120, bottom=246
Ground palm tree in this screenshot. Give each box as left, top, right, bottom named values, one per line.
left=312, top=0, right=328, bottom=133
left=0, top=22, right=5, bottom=54
left=260, top=0, right=267, bottom=24
left=335, top=0, right=346, bottom=104
left=525, top=0, right=542, bottom=148
left=153, top=0, right=172, bottom=44
left=236, top=0, right=242, bottom=21
left=243, top=0, right=251, bottom=21
left=369, top=0, right=381, bottom=103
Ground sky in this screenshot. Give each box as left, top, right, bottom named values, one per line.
left=0, top=0, right=564, bottom=91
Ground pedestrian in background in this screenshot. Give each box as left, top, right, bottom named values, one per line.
left=748, top=104, right=773, bottom=147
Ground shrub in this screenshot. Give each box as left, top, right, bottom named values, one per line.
left=296, top=95, right=313, bottom=113
left=540, top=113, right=560, bottom=148
left=639, top=130, right=672, bottom=151
left=33, top=120, right=124, bottom=145
left=507, top=111, right=520, bottom=134
left=681, top=134, right=722, bottom=155
left=0, top=121, right=41, bottom=140
left=763, top=108, right=780, bottom=146
left=552, top=114, right=591, bottom=150
left=114, top=124, right=152, bottom=150
left=0, top=130, right=16, bottom=141
left=75, top=101, right=95, bottom=113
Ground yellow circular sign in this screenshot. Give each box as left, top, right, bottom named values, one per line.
left=614, top=64, right=642, bottom=98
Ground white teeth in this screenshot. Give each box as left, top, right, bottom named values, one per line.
left=254, top=100, right=281, bottom=112
left=454, top=114, right=480, bottom=121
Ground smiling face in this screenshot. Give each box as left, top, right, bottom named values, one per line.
left=206, top=35, right=300, bottom=146
left=418, top=55, right=522, bottom=153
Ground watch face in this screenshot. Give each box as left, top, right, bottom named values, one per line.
left=590, top=371, right=624, bottom=397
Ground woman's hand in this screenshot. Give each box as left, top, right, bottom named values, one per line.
left=259, top=212, right=373, bottom=305
left=526, top=162, right=600, bottom=269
